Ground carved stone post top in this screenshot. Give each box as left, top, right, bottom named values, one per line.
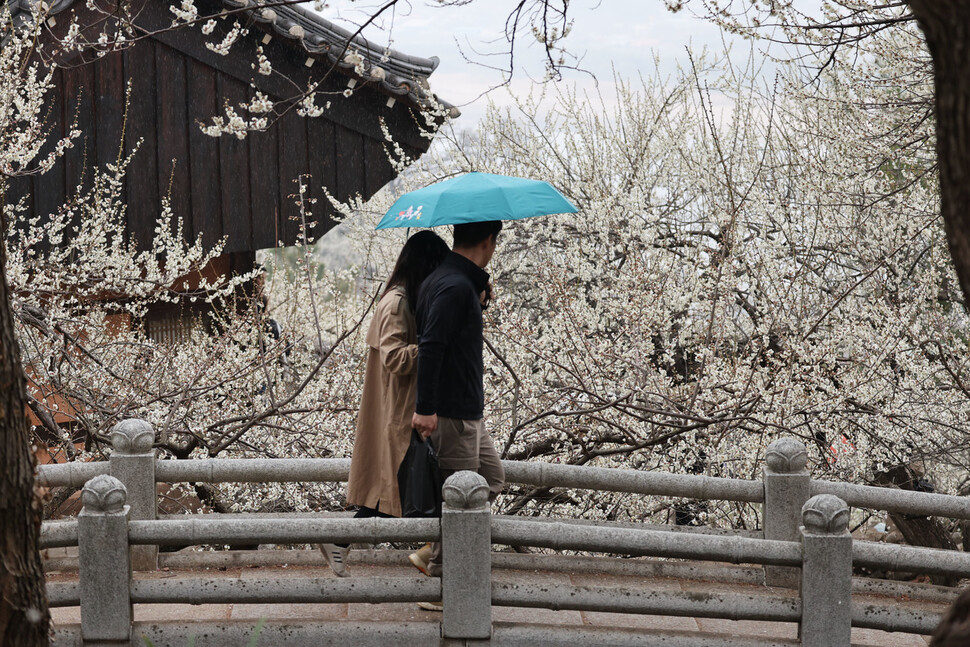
left=442, top=471, right=490, bottom=510
left=110, top=418, right=155, bottom=455
left=801, top=494, right=849, bottom=534
left=81, top=475, right=128, bottom=514
left=765, top=438, right=809, bottom=474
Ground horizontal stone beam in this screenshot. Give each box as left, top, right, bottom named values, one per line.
left=46, top=581, right=80, bottom=607
left=813, top=479, right=970, bottom=520
left=128, top=516, right=438, bottom=546
left=154, top=458, right=351, bottom=483
left=39, top=519, right=78, bottom=549
left=503, top=461, right=764, bottom=503
left=490, top=518, right=802, bottom=566
left=36, top=461, right=108, bottom=488
left=134, top=621, right=441, bottom=647
left=490, top=624, right=792, bottom=647
left=492, top=581, right=801, bottom=622
left=851, top=601, right=941, bottom=635
left=130, top=576, right=439, bottom=605
left=853, top=539, right=970, bottom=578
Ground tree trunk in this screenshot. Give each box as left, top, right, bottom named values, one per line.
left=876, top=465, right=959, bottom=586
left=907, top=2, right=970, bottom=304
left=0, top=210, right=50, bottom=644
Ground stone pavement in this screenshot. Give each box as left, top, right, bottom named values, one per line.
left=46, top=549, right=944, bottom=646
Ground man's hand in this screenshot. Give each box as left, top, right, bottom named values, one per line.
left=480, top=281, right=493, bottom=309
left=412, top=412, right=438, bottom=439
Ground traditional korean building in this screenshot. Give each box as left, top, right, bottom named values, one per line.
left=3, top=0, right=452, bottom=435
left=6, top=0, right=449, bottom=242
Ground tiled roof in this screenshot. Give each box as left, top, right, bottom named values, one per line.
left=8, top=0, right=455, bottom=114
left=224, top=0, right=453, bottom=112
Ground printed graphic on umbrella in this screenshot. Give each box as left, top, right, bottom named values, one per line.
left=376, top=172, right=578, bottom=230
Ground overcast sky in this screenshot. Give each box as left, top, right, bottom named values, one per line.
left=318, top=1, right=741, bottom=126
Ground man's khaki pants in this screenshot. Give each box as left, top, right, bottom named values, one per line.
left=427, top=416, right=505, bottom=577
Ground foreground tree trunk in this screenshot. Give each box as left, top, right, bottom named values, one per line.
left=0, top=214, right=50, bottom=644
left=908, top=2, right=970, bottom=304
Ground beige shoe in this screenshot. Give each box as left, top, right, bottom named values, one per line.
left=320, top=543, right=350, bottom=577
left=408, top=542, right=433, bottom=576
left=416, top=600, right=443, bottom=612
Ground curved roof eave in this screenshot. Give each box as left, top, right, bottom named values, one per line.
left=7, top=0, right=459, bottom=116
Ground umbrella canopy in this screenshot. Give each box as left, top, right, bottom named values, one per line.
left=376, top=172, right=577, bottom=230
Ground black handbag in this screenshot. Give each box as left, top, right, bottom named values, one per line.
left=397, top=430, right=443, bottom=517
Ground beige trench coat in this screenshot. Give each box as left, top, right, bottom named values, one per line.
left=346, top=286, right=417, bottom=517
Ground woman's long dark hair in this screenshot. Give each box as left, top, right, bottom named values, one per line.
left=383, top=230, right=450, bottom=313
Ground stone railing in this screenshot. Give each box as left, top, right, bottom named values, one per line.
left=38, top=419, right=970, bottom=646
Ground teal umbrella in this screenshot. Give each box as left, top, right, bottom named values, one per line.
left=376, top=172, right=577, bottom=230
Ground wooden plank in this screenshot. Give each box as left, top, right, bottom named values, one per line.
left=276, top=109, right=309, bottom=247
left=132, top=0, right=430, bottom=150
left=306, top=116, right=337, bottom=240
left=228, top=251, right=256, bottom=279
left=186, top=58, right=222, bottom=250
left=247, top=90, right=281, bottom=250
left=155, top=41, right=193, bottom=243
left=363, top=136, right=395, bottom=198
left=334, top=123, right=365, bottom=203
left=60, top=63, right=96, bottom=201
left=124, top=40, right=160, bottom=250
left=135, top=0, right=300, bottom=101
left=216, top=74, right=252, bottom=254
left=95, top=51, right=125, bottom=173
left=34, top=68, right=67, bottom=222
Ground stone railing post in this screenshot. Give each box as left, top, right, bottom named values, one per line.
left=799, top=494, right=852, bottom=647
left=763, top=437, right=811, bottom=588
left=441, top=471, right=492, bottom=640
left=110, top=418, right=157, bottom=570
left=78, top=475, right=132, bottom=645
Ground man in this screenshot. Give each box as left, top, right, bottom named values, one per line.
left=410, top=220, right=506, bottom=586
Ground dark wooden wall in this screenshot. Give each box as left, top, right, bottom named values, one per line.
left=5, top=0, right=431, bottom=253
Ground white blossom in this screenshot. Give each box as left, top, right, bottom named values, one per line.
left=169, top=0, right=199, bottom=25
left=205, top=21, right=247, bottom=56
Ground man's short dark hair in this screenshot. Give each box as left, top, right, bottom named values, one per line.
left=453, top=220, right=503, bottom=248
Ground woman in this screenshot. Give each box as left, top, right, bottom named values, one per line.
left=321, top=230, right=449, bottom=577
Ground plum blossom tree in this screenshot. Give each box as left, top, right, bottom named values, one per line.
left=333, top=37, right=966, bottom=535
left=691, top=0, right=970, bottom=351
left=678, top=0, right=970, bottom=553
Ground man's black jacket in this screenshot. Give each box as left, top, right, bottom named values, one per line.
left=414, top=251, right=489, bottom=419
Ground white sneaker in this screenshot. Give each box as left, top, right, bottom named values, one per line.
left=320, top=543, right=350, bottom=577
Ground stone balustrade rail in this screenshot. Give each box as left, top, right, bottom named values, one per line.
left=37, top=419, right=962, bottom=646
